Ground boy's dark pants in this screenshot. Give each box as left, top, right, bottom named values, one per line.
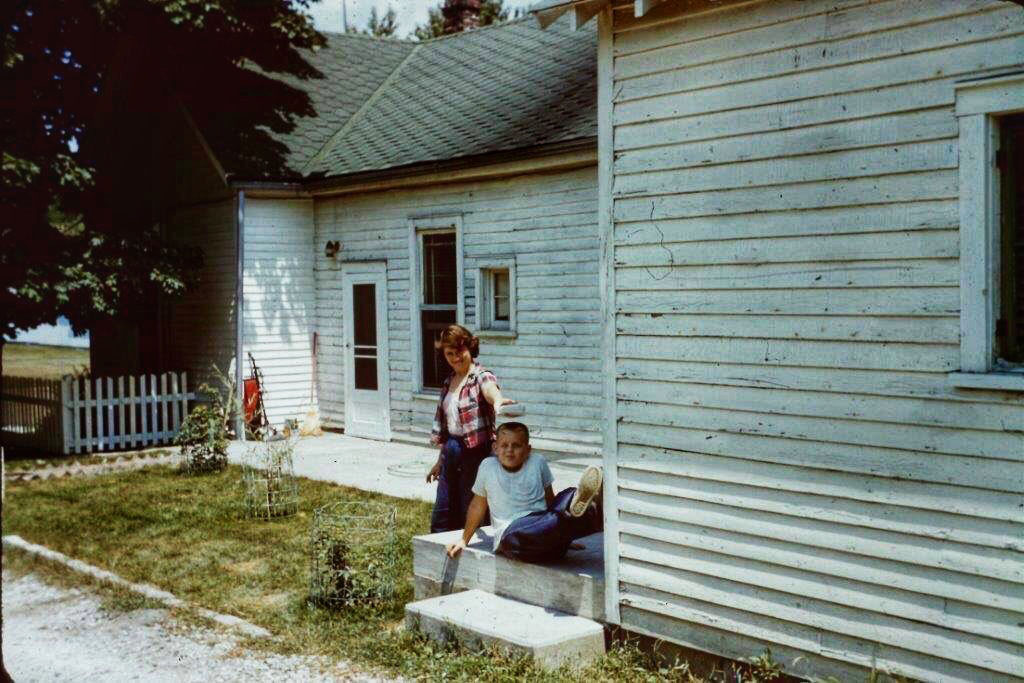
left=497, top=487, right=602, bottom=563
left=430, top=436, right=491, bottom=533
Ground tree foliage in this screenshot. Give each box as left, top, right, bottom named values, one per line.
left=0, top=1, right=324, bottom=342
left=413, top=0, right=520, bottom=41
left=363, top=6, right=400, bottom=38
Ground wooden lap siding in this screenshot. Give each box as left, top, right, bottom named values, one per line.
left=609, top=1, right=1024, bottom=681
left=166, top=199, right=237, bottom=389
left=242, top=198, right=316, bottom=426
left=314, top=166, right=601, bottom=446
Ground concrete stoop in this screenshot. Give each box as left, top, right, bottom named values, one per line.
left=413, top=528, right=605, bottom=620
left=408, top=529, right=607, bottom=669
left=405, top=589, right=605, bottom=670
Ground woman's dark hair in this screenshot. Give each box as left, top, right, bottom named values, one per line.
left=434, top=324, right=480, bottom=358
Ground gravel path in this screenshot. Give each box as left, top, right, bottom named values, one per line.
left=2, top=571, right=393, bottom=682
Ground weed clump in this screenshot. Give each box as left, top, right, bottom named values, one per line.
left=177, top=367, right=236, bottom=475
left=241, top=438, right=299, bottom=519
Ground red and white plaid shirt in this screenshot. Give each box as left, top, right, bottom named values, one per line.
left=431, top=363, right=499, bottom=450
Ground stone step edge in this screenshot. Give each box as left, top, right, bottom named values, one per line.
left=405, top=589, right=605, bottom=670
left=2, top=534, right=272, bottom=639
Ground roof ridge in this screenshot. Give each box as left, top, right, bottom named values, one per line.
left=300, top=42, right=424, bottom=176
left=416, top=14, right=535, bottom=44
left=318, top=29, right=416, bottom=44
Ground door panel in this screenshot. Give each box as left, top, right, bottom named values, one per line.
left=342, top=263, right=390, bottom=440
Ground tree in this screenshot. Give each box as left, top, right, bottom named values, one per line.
left=0, top=1, right=324, bottom=359
left=413, top=0, right=520, bottom=41
left=368, top=6, right=399, bottom=38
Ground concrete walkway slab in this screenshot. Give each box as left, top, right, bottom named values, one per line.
left=228, top=433, right=588, bottom=504
left=405, top=589, right=605, bottom=670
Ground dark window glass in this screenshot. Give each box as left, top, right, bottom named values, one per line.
left=423, top=233, right=457, bottom=305
left=493, top=270, right=510, bottom=321
left=354, top=357, right=378, bottom=391
left=353, top=284, right=376, bottom=347
left=422, top=309, right=457, bottom=389
left=999, top=114, right=1024, bottom=363
left=352, top=283, right=378, bottom=390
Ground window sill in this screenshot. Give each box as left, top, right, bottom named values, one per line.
left=946, top=372, right=1024, bottom=392
left=477, top=329, right=517, bottom=340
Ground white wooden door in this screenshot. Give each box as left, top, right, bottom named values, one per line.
left=342, top=262, right=391, bottom=441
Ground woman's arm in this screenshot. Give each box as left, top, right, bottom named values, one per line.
left=480, top=381, right=517, bottom=415
left=544, top=485, right=555, bottom=508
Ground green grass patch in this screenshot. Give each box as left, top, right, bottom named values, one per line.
left=3, top=466, right=706, bottom=681
left=2, top=342, right=89, bottom=379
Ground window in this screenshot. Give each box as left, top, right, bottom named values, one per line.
left=998, top=114, right=1023, bottom=364
left=409, top=216, right=464, bottom=392
left=952, top=73, right=1024, bottom=390
left=476, top=259, right=517, bottom=336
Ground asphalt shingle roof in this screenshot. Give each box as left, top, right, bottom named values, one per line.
left=210, top=14, right=596, bottom=182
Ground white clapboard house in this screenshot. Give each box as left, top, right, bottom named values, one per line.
left=90, top=2, right=1024, bottom=680
left=92, top=16, right=604, bottom=460
left=531, top=0, right=1023, bottom=681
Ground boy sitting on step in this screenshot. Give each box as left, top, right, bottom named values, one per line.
left=445, top=421, right=602, bottom=563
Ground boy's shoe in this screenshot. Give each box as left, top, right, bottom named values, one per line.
left=569, top=466, right=603, bottom=518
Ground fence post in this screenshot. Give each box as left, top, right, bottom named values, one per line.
left=180, top=372, right=189, bottom=434
left=61, top=377, right=71, bottom=455
left=160, top=373, right=169, bottom=444
left=117, top=376, right=125, bottom=449
left=170, top=372, right=180, bottom=436
left=149, top=374, right=158, bottom=446
left=83, top=378, right=92, bottom=454
left=128, top=375, right=137, bottom=448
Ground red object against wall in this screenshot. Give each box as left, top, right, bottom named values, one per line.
left=244, top=377, right=261, bottom=425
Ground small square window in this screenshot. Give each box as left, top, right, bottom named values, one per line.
left=476, top=260, right=516, bottom=336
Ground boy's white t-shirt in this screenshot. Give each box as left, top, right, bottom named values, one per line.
left=472, top=454, right=554, bottom=550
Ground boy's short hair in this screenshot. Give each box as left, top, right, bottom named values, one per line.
left=496, top=421, right=529, bottom=442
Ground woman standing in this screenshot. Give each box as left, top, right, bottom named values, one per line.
left=426, top=324, right=515, bottom=533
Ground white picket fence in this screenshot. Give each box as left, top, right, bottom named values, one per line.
left=1, top=371, right=195, bottom=455
left=63, top=372, right=195, bottom=454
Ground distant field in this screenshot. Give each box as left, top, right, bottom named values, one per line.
left=2, top=343, right=90, bottom=379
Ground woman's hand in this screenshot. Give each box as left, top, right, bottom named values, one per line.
left=496, top=398, right=523, bottom=417
left=426, top=455, right=442, bottom=483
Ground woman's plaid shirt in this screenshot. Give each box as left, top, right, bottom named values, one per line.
left=430, top=364, right=499, bottom=450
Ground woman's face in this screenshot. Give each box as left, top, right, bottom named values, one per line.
left=443, top=345, right=472, bottom=374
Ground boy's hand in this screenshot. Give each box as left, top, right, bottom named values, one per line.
left=446, top=539, right=467, bottom=558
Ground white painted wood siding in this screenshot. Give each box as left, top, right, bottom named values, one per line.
left=608, top=1, right=1024, bottom=681
left=242, top=198, right=316, bottom=426
left=166, top=199, right=236, bottom=389
left=314, top=165, right=602, bottom=450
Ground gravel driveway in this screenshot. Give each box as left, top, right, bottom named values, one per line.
left=2, top=571, right=393, bottom=682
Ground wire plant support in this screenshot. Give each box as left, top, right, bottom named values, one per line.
left=308, top=500, right=398, bottom=608
left=241, top=437, right=300, bottom=520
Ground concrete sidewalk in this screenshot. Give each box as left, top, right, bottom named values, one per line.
left=227, top=433, right=588, bottom=503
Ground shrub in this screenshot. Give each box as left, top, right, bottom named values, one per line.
left=177, top=367, right=237, bottom=474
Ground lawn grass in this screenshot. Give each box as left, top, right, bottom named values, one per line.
left=2, top=342, right=89, bottom=379
left=2, top=466, right=704, bottom=682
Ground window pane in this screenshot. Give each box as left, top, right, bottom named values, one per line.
left=493, top=270, right=510, bottom=321
left=354, top=357, right=378, bottom=391
left=422, top=309, right=457, bottom=388
left=423, top=233, right=457, bottom=305
left=352, top=284, right=377, bottom=347
left=999, top=114, right=1023, bottom=362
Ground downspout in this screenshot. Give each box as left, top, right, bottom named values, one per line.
left=235, top=189, right=246, bottom=441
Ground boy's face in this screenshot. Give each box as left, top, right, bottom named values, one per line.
left=495, top=429, right=531, bottom=472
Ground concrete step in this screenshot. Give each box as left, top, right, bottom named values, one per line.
left=405, top=589, right=605, bottom=670
left=413, top=529, right=604, bottom=621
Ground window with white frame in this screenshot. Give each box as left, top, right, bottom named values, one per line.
left=410, top=217, right=464, bottom=392
left=476, top=259, right=516, bottom=335
left=953, top=73, right=1024, bottom=389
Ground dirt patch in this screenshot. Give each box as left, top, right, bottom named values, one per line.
left=223, top=559, right=264, bottom=575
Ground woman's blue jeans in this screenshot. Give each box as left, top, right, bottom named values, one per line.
left=430, top=436, right=492, bottom=533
